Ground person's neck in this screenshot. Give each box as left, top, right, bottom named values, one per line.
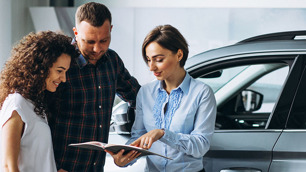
left=163, top=69, right=186, bottom=94
left=87, top=59, right=98, bottom=65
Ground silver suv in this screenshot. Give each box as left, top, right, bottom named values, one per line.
left=109, top=31, right=306, bottom=172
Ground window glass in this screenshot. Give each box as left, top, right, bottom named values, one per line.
left=196, top=63, right=289, bottom=130
left=247, top=66, right=289, bottom=113
left=197, top=66, right=248, bottom=92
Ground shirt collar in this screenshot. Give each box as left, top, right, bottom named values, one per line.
left=158, top=71, right=191, bottom=94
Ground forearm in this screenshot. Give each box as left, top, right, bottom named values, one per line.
left=159, top=129, right=211, bottom=158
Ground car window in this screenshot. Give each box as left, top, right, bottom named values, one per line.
left=247, top=66, right=289, bottom=113
left=197, top=66, right=248, bottom=92
left=196, top=63, right=289, bottom=130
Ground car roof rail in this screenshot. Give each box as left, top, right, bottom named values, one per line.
left=238, top=30, right=306, bottom=44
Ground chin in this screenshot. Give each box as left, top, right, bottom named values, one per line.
left=46, top=88, right=57, bottom=92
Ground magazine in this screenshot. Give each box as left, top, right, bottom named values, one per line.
left=69, top=141, right=172, bottom=160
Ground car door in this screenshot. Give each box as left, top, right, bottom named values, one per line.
left=191, top=55, right=300, bottom=172
left=269, top=55, right=306, bottom=172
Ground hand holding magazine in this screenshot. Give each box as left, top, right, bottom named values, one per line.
left=69, top=141, right=172, bottom=160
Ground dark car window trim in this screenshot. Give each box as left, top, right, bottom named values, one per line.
left=267, top=55, right=306, bottom=129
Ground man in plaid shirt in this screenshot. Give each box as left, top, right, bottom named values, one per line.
left=48, top=2, right=140, bottom=172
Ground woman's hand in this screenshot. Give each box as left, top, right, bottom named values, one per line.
left=130, top=129, right=164, bottom=149
left=105, top=149, right=141, bottom=167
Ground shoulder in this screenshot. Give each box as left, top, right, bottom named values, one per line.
left=141, top=80, right=159, bottom=91
left=106, top=49, right=120, bottom=61
left=137, top=80, right=159, bottom=96
left=106, top=49, right=118, bottom=56
left=104, top=49, right=125, bottom=67
left=4, top=93, right=35, bottom=112
left=188, top=77, right=214, bottom=97
left=3, top=93, right=28, bottom=108
left=190, top=78, right=211, bottom=89
left=0, top=93, right=33, bottom=125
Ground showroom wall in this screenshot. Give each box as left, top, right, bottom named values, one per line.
left=4, top=0, right=306, bottom=85
left=0, top=0, right=49, bottom=71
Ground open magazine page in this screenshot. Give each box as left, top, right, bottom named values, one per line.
left=69, top=141, right=172, bottom=160
left=69, top=141, right=107, bottom=151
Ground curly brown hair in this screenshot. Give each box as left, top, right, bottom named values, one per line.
left=0, top=31, right=78, bottom=117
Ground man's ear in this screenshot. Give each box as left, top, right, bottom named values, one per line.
left=110, top=25, right=113, bottom=32
left=73, top=27, right=78, bottom=36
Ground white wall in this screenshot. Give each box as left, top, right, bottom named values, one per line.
left=76, top=0, right=306, bottom=8
left=0, top=1, right=12, bottom=68
left=0, top=0, right=50, bottom=69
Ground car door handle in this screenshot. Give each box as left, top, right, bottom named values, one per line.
left=220, top=167, right=262, bottom=172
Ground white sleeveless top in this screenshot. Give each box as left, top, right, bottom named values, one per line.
left=0, top=93, right=56, bottom=172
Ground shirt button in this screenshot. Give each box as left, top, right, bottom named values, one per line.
left=99, top=125, right=102, bottom=128
left=98, top=86, right=101, bottom=89
left=99, top=105, right=101, bottom=109
left=94, top=162, right=96, bottom=166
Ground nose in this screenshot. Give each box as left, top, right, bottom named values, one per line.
left=149, top=61, right=156, bottom=71
left=93, top=43, right=103, bottom=53
left=60, top=73, right=67, bottom=83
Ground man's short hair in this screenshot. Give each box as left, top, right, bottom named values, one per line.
left=75, top=2, right=112, bottom=27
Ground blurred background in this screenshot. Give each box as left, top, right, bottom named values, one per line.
left=3, top=0, right=306, bottom=85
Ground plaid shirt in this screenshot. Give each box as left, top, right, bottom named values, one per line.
left=49, top=49, right=140, bottom=172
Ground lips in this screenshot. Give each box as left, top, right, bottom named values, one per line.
left=53, top=81, right=60, bottom=87
left=154, top=72, right=161, bottom=77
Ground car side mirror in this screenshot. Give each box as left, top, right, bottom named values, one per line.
left=110, top=101, right=134, bottom=134
left=235, top=89, right=263, bottom=112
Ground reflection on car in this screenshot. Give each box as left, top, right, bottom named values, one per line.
left=109, top=30, right=306, bottom=172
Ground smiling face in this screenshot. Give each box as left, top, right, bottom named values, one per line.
left=45, top=53, right=71, bottom=92
left=145, top=42, right=183, bottom=82
left=74, top=20, right=112, bottom=65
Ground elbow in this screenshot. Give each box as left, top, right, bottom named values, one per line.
left=2, top=164, right=9, bottom=172
left=193, top=147, right=209, bottom=158
left=2, top=162, right=19, bottom=172
left=198, top=146, right=210, bottom=158
left=193, top=138, right=211, bottom=158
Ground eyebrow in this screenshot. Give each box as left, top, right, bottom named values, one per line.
left=147, top=54, right=165, bottom=59
left=57, top=66, right=67, bottom=70
left=82, top=36, right=110, bottom=42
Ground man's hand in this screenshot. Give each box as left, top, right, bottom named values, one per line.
left=105, top=149, right=141, bottom=167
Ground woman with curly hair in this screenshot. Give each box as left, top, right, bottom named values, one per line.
left=0, top=31, right=77, bottom=172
